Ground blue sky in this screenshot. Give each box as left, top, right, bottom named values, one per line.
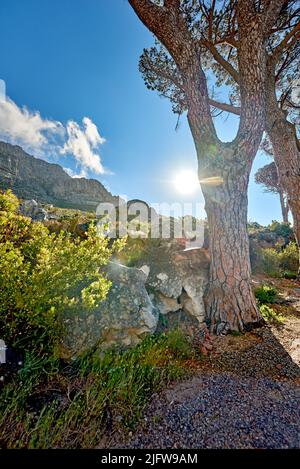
left=0, top=0, right=282, bottom=224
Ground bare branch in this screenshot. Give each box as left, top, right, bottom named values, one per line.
left=273, top=20, right=300, bottom=60
left=209, top=98, right=241, bottom=115
left=202, top=39, right=240, bottom=84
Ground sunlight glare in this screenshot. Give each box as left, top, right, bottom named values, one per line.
left=173, top=170, right=199, bottom=194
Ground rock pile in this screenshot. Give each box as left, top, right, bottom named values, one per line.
left=61, top=240, right=210, bottom=359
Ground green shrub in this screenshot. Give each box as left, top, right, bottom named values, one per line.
left=0, top=190, right=124, bottom=356
left=255, top=285, right=277, bottom=304
left=247, top=221, right=264, bottom=235
left=118, top=237, right=161, bottom=267
left=282, top=271, right=298, bottom=279
left=252, top=242, right=298, bottom=277
left=0, top=330, right=195, bottom=448
left=119, top=237, right=147, bottom=266
left=279, top=242, right=299, bottom=273
left=259, top=248, right=281, bottom=277
left=268, top=220, right=293, bottom=238
left=259, top=304, right=284, bottom=324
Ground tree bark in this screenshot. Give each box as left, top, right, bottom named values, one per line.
left=266, top=59, right=300, bottom=263
left=201, top=155, right=261, bottom=334
left=128, top=0, right=271, bottom=333
left=268, top=121, right=300, bottom=237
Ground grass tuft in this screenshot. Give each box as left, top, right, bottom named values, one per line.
left=0, top=330, right=197, bottom=449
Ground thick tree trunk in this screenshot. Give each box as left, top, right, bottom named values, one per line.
left=201, top=159, right=261, bottom=334
left=266, top=61, right=300, bottom=266
left=268, top=120, right=300, bottom=242
left=128, top=0, right=269, bottom=334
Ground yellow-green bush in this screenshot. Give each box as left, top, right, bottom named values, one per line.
left=259, top=248, right=281, bottom=277
left=279, top=241, right=299, bottom=274
left=0, top=190, right=124, bottom=356
left=259, top=305, right=284, bottom=324
left=253, top=242, right=299, bottom=277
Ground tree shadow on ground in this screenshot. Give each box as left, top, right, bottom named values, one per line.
left=204, top=326, right=300, bottom=382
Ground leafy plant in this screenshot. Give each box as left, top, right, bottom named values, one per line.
left=268, top=220, right=293, bottom=238
left=247, top=221, right=263, bottom=233
left=252, top=242, right=298, bottom=277
left=259, top=248, right=281, bottom=277
left=255, top=285, right=277, bottom=304
left=282, top=271, right=298, bottom=280
left=259, top=305, right=284, bottom=324
left=0, top=190, right=124, bottom=356
left=279, top=242, right=299, bottom=273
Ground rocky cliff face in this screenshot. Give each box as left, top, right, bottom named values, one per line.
left=0, top=141, right=120, bottom=211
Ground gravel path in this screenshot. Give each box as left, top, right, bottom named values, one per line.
left=104, top=279, right=300, bottom=449
left=108, top=325, right=300, bottom=449
left=118, top=373, right=300, bottom=449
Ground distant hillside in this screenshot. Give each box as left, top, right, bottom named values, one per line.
left=0, top=141, right=120, bottom=211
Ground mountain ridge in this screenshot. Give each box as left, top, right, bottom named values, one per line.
left=0, top=141, right=120, bottom=211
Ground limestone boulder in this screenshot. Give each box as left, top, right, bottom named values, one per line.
left=61, top=262, right=158, bottom=358
left=19, top=199, right=49, bottom=221
left=136, top=240, right=210, bottom=323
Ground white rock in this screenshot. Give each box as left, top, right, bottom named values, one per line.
left=157, top=272, right=169, bottom=282
left=140, top=265, right=150, bottom=279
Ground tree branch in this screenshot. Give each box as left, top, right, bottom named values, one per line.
left=209, top=99, right=241, bottom=115
left=142, top=49, right=241, bottom=117
left=128, top=0, right=167, bottom=38
left=234, top=0, right=267, bottom=151
left=142, top=52, right=184, bottom=91
left=129, top=0, right=219, bottom=146
left=273, top=20, right=300, bottom=60
left=215, top=36, right=238, bottom=48
left=263, top=0, right=288, bottom=33
left=164, top=0, right=180, bottom=9
left=202, top=39, right=240, bottom=84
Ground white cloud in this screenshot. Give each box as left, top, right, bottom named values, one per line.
left=83, top=117, right=106, bottom=147
left=0, top=97, right=63, bottom=156
left=61, top=119, right=106, bottom=174
left=0, top=96, right=109, bottom=176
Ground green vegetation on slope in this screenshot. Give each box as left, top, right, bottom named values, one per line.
left=0, top=190, right=197, bottom=448
left=0, top=330, right=195, bottom=449
left=0, top=189, right=124, bottom=357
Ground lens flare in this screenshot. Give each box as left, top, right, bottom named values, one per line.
left=173, top=170, right=199, bottom=194
left=199, top=176, right=224, bottom=186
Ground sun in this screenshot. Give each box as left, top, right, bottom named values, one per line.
left=173, top=170, right=199, bottom=194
